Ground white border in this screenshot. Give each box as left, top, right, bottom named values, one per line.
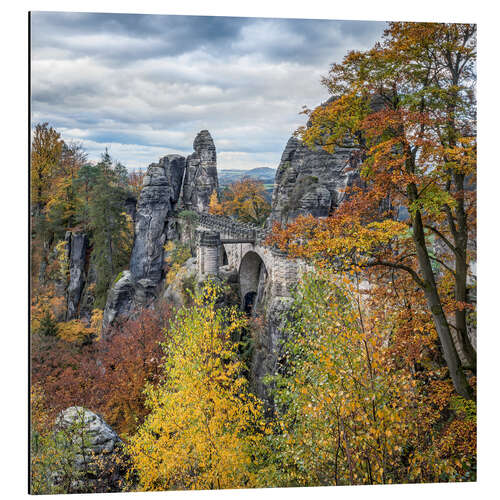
left=2, top=1, right=498, bottom=499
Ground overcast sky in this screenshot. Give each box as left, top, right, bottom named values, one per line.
left=30, top=12, right=386, bottom=170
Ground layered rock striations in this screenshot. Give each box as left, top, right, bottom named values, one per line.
left=102, top=130, right=219, bottom=332
left=130, top=154, right=186, bottom=287
left=178, top=130, right=218, bottom=212
left=268, top=135, right=360, bottom=227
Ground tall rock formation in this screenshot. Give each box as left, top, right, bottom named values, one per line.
left=65, top=232, right=89, bottom=321
left=102, top=131, right=219, bottom=332
left=178, top=130, right=218, bottom=212
left=130, top=155, right=186, bottom=285
left=268, top=135, right=360, bottom=227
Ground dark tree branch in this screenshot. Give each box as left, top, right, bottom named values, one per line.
left=424, top=224, right=458, bottom=256
left=365, top=259, right=425, bottom=288
left=428, top=255, right=456, bottom=276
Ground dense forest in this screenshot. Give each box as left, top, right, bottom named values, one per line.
left=30, top=22, right=476, bottom=493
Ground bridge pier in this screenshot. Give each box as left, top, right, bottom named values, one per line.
left=197, top=231, right=221, bottom=276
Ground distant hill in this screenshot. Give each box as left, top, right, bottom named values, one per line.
left=218, top=167, right=276, bottom=185
left=218, top=167, right=276, bottom=202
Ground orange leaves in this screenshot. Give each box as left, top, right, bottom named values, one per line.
left=57, top=319, right=94, bottom=344
left=269, top=271, right=423, bottom=486
left=31, top=303, right=171, bottom=436
left=215, top=178, right=271, bottom=226
left=268, top=209, right=407, bottom=270
left=127, top=169, right=145, bottom=198
left=444, top=137, right=477, bottom=176
left=301, top=91, right=369, bottom=154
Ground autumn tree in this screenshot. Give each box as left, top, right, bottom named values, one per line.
left=31, top=122, right=64, bottom=213
left=271, top=22, right=476, bottom=399
left=127, top=283, right=267, bottom=491
left=216, top=178, right=271, bottom=226
left=31, top=123, right=65, bottom=285
left=262, top=271, right=475, bottom=486
left=208, top=189, right=224, bottom=215
left=128, top=169, right=145, bottom=198
left=30, top=303, right=170, bottom=435
left=45, top=142, right=88, bottom=234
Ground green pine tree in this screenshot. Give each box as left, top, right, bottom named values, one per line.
left=88, top=151, right=133, bottom=308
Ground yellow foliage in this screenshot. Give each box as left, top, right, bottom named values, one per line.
left=58, top=309, right=103, bottom=343
left=127, top=282, right=267, bottom=491
left=164, top=241, right=191, bottom=286
left=216, top=179, right=271, bottom=225
left=265, top=269, right=473, bottom=486
left=30, top=287, right=66, bottom=334
left=208, top=190, right=224, bottom=215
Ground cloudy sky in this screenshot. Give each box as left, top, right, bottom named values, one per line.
left=30, top=12, right=386, bottom=170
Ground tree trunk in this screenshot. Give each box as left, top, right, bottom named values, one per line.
left=411, top=204, right=473, bottom=399
left=451, top=172, right=476, bottom=371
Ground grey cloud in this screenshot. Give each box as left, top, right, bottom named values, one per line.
left=30, top=12, right=386, bottom=170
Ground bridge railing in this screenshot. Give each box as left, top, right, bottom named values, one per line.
left=196, top=213, right=271, bottom=245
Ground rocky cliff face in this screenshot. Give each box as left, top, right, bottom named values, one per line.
left=65, top=232, right=89, bottom=321
left=102, top=131, right=219, bottom=332
left=268, top=135, right=360, bottom=227
left=130, top=155, right=186, bottom=286
left=178, top=130, right=218, bottom=212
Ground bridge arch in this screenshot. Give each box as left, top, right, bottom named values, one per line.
left=239, top=250, right=268, bottom=314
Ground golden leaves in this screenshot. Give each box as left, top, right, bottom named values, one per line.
left=127, top=282, right=266, bottom=491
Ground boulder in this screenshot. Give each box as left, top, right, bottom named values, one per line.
left=55, top=406, right=122, bottom=456
left=52, top=407, right=125, bottom=493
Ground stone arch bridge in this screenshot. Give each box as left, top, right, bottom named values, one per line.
left=195, top=213, right=303, bottom=311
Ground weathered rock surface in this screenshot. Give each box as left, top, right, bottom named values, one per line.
left=52, top=407, right=124, bottom=493
left=178, top=130, right=218, bottom=212
left=251, top=296, right=294, bottom=403
left=163, top=257, right=197, bottom=309
left=102, top=271, right=135, bottom=334
left=131, top=154, right=186, bottom=285
left=102, top=156, right=187, bottom=330
left=102, top=131, right=220, bottom=330
left=55, top=406, right=122, bottom=456
left=65, top=232, right=88, bottom=320
left=268, top=135, right=360, bottom=227
left=124, top=194, right=137, bottom=222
